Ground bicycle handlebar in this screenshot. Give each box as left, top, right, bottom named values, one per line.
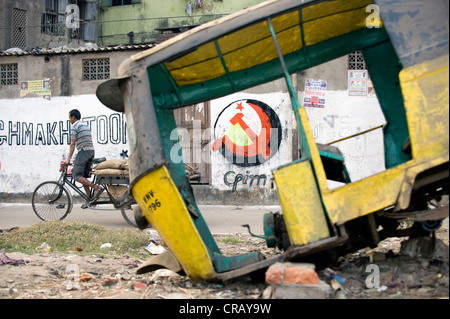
left=59, top=161, right=73, bottom=172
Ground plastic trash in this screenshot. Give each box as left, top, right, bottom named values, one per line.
left=144, top=242, right=166, bottom=255
left=0, top=251, right=24, bottom=266
left=100, top=243, right=112, bottom=249
left=36, top=242, right=51, bottom=252
left=146, top=229, right=162, bottom=242
left=324, top=267, right=346, bottom=291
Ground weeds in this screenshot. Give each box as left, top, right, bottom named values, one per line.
left=0, top=221, right=148, bottom=258
left=220, top=236, right=245, bottom=244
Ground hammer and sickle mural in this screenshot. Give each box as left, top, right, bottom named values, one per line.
left=212, top=99, right=282, bottom=167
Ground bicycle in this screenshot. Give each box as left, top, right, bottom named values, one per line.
left=31, top=157, right=138, bottom=227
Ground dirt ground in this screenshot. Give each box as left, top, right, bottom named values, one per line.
left=0, top=221, right=448, bottom=300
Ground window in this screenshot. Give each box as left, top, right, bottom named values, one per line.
left=41, top=0, right=65, bottom=36
left=82, top=58, right=110, bottom=81
left=113, top=0, right=132, bottom=5
left=12, top=8, right=27, bottom=48
left=99, top=0, right=140, bottom=7
left=41, top=12, right=65, bottom=36
left=0, top=64, right=19, bottom=86
left=348, top=50, right=366, bottom=70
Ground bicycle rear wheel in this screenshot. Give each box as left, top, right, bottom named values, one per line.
left=32, top=181, right=73, bottom=221
left=120, top=203, right=147, bottom=228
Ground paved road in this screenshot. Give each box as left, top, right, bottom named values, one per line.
left=0, top=203, right=282, bottom=235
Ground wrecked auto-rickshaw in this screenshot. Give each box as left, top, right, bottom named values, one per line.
left=96, top=0, right=449, bottom=281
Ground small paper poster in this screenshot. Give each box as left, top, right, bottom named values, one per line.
left=304, top=78, right=327, bottom=108
left=348, top=70, right=368, bottom=96
left=20, top=79, right=51, bottom=100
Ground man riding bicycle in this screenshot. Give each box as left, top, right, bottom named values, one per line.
left=63, top=109, right=102, bottom=208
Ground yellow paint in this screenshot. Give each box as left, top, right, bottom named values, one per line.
left=163, top=0, right=373, bottom=87
left=322, top=54, right=449, bottom=224
left=131, top=166, right=215, bottom=281
left=166, top=57, right=225, bottom=87
left=164, top=42, right=218, bottom=71
left=302, top=0, right=373, bottom=22
left=395, top=156, right=449, bottom=211
left=323, top=166, right=406, bottom=224
left=221, top=21, right=301, bottom=73
left=303, top=7, right=367, bottom=46
left=399, top=54, right=449, bottom=161
left=130, top=0, right=280, bottom=62
left=275, top=55, right=449, bottom=228
left=274, top=160, right=330, bottom=245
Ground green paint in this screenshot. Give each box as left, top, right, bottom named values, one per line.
left=145, top=9, right=408, bottom=273
left=362, top=41, right=412, bottom=168
left=148, top=27, right=389, bottom=110
left=98, top=0, right=267, bottom=45
left=212, top=251, right=262, bottom=273
left=151, top=98, right=220, bottom=255
left=151, top=84, right=271, bottom=271
left=226, top=124, right=251, bottom=146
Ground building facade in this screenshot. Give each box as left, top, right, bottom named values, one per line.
left=0, top=47, right=386, bottom=204
left=0, top=45, right=152, bottom=201
left=0, top=0, right=387, bottom=205
left=97, top=0, right=267, bottom=46
left=0, top=0, right=97, bottom=51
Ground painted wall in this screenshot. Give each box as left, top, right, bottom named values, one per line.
left=0, top=52, right=388, bottom=203
left=210, top=90, right=293, bottom=192
left=298, top=57, right=387, bottom=183
left=98, top=0, right=267, bottom=45
left=208, top=57, right=387, bottom=193
left=0, top=95, right=128, bottom=194
left=304, top=91, right=386, bottom=184
left=0, top=50, right=134, bottom=99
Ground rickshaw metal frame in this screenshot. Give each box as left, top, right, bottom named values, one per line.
left=96, top=0, right=449, bottom=281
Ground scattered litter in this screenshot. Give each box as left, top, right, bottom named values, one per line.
left=215, top=290, right=235, bottom=298
left=149, top=269, right=181, bottom=282
left=36, top=242, right=51, bottom=252
left=330, top=273, right=345, bottom=290
left=133, top=282, right=148, bottom=292
left=146, top=229, right=162, bottom=242
left=100, top=243, right=112, bottom=249
left=102, top=278, right=119, bottom=288
left=324, top=268, right=346, bottom=291
left=377, top=285, right=388, bottom=292
left=79, top=273, right=95, bottom=282
left=0, top=251, right=25, bottom=266
left=144, top=242, right=166, bottom=255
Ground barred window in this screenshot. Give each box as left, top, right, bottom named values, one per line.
left=113, top=0, right=132, bottom=5
left=12, top=8, right=27, bottom=49
left=99, top=0, right=140, bottom=7
left=82, top=58, right=110, bottom=81
left=0, top=64, right=19, bottom=86
left=41, top=12, right=65, bottom=36
left=348, top=51, right=366, bottom=70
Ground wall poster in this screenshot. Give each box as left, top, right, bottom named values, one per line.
left=20, top=79, right=51, bottom=100
left=304, top=78, right=327, bottom=108
left=348, top=70, right=368, bottom=96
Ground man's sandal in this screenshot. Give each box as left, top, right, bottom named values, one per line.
left=90, top=188, right=103, bottom=202
left=81, top=203, right=91, bottom=209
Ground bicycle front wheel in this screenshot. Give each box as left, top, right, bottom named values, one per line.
left=32, top=181, right=73, bottom=221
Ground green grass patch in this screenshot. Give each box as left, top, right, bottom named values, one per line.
left=0, top=221, right=148, bottom=258
left=220, top=236, right=245, bottom=244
